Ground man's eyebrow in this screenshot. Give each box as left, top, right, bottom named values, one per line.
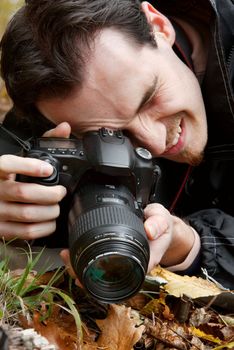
left=136, top=76, right=158, bottom=113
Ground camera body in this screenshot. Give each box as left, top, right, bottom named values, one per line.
left=18, top=128, right=160, bottom=303
left=21, top=128, right=159, bottom=206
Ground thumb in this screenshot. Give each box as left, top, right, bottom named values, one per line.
left=42, top=122, right=71, bottom=138
left=144, top=214, right=169, bottom=240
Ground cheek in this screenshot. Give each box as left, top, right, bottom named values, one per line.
left=126, top=115, right=167, bottom=155
left=154, top=64, right=204, bottom=117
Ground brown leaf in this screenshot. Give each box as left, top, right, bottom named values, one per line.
left=189, top=307, right=212, bottom=327
left=20, top=307, right=80, bottom=350
left=141, top=294, right=174, bottom=321
left=125, top=293, right=150, bottom=310
left=149, top=266, right=223, bottom=298
left=96, top=304, right=145, bottom=350
left=144, top=318, right=189, bottom=350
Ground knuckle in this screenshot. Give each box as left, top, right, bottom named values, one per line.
left=153, top=203, right=170, bottom=215
left=23, top=221, right=56, bottom=239
left=154, top=203, right=165, bottom=210
left=13, top=183, right=30, bottom=201
left=23, top=224, right=38, bottom=239
left=23, top=223, right=42, bottom=240
left=54, top=186, right=66, bottom=201
left=19, top=206, right=33, bottom=221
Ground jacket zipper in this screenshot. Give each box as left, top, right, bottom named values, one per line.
left=227, top=44, right=234, bottom=77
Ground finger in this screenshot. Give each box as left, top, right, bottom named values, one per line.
left=0, top=202, right=60, bottom=222
left=0, top=181, right=67, bottom=204
left=0, top=155, right=54, bottom=178
left=60, top=249, right=83, bottom=287
left=144, top=214, right=169, bottom=240
left=42, top=122, right=71, bottom=138
left=144, top=203, right=169, bottom=219
left=147, top=234, right=172, bottom=272
left=0, top=220, right=56, bottom=240
left=60, top=249, right=77, bottom=279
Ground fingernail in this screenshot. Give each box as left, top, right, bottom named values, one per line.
left=150, top=230, right=158, bottom=239
left=61, top=187, right=67, bottom=197
left=145, top=223, right=157, bottom=239
left=41, top=162, right=53, bottom=176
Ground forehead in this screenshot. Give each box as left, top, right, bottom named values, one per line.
left=84, top=28, right=157, bottom=112
left=38, top=29, right=158, bottom=129
left=88, top=28, right=151, bottom=85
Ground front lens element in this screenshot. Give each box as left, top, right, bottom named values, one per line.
left=86, top=255, right=133, bottom=284
left=83, top=253, right=144, bottom=303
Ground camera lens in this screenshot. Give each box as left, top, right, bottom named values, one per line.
left=68, top=182, right=149, bottom=303
left=84, top=254, right=144, bottom=301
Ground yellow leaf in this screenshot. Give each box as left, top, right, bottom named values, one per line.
left=212, top=342, right=234, bottom=349
left=189, top=326, right=221, bottom=344
left=148, top=266, right=223, bottom=299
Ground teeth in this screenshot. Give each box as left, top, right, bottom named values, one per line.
left=171, top=125, right=182, bottom=145
left=172, top=133, right=180, bottom=146
left=167, top=124, right=182, bottom=148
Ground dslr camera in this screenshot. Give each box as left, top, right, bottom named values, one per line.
left=1, top=125, right=160, bottom=303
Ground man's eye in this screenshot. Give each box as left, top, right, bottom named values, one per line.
left=141, top=94, right=155, bottom=110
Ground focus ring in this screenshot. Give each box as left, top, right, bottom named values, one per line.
left=70, top=205, right=145, bottom=239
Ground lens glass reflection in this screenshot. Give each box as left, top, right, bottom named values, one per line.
left=86, top=255, right=134, bottom=284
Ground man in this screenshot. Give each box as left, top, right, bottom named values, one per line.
left=0, top=0, right=234, bottom=289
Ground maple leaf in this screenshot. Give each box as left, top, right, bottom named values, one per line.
left=96, top=304, right=145, bottom=350
left=148, top=266, right=223, bottom=298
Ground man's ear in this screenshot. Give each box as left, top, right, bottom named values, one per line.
left=141, top=1, right=175, bottom=46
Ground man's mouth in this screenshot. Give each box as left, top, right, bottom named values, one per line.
left=165, top=121, right=183, bottom=152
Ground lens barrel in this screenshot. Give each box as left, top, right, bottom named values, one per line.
left=68, top=183, right=149, bottom=303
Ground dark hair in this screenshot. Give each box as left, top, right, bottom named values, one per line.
left=0, top=0, right=156, bottom=117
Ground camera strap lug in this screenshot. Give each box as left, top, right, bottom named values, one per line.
left=0, top=123, right=31, bottom=151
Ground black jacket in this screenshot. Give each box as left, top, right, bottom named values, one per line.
left=2, top=0, right=234, bottom=289
left=151, top=0, right=234, bottom=289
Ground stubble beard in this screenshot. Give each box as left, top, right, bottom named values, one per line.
left=181, top=147, right=205, bottom=166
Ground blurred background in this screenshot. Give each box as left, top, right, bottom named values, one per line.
left=0, top=0, right=23, bottom=121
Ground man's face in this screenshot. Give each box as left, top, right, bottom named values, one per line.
left=37, top=28, right=208, bottom=165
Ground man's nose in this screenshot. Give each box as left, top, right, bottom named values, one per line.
left=125, top=119, right=167, bottom=156
left=140, top=138, right=166, bottom=156
left=126, top=130, right=167, bottom=156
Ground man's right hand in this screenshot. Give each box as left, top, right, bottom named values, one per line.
left=0, top=122, right=70, bottom=240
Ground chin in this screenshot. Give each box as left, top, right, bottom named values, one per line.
left=178, top=133, right=207, bottom=165
left=186, top=151, right=204, bottom=166
left=166, top=148, right=205, bottom=166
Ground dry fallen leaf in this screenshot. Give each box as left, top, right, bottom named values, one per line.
left=149, top=266, right=223, bottom=298
left=20, top=307, right=80, bottom=350
left=96, top=304, right=145, bottom=350
left=141, top=292, right=174, bottom=321
left=189, top=326, right=222, bottom=345
left=11, top=267, right=233, bottom=350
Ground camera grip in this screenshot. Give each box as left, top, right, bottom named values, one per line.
left=17, top=151, right=59, bottom=186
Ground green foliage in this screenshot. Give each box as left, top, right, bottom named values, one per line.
left=0, top=245, right=83, bottom=342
